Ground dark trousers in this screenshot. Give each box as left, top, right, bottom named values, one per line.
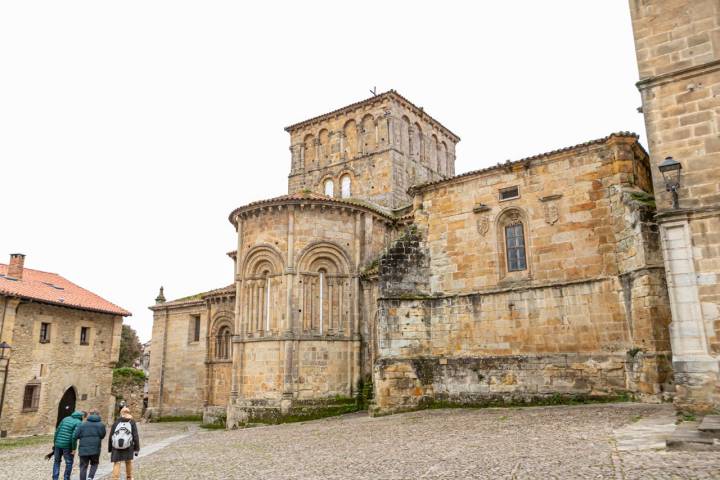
left=52, top=447, right=74, bottom=480
left=79, top=454, right=100, bottom=480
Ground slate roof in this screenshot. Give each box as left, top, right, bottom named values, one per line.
left=0, top=263, right=131, bottom=316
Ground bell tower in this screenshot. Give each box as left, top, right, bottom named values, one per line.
left=285, top=90, right=460, bottom=210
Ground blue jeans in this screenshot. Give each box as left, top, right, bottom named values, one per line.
left=52, top=447, right=74, bottom=480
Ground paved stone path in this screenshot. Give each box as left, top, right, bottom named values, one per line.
left=2, top=404, right=719, bottom=479
left=0, top=421, right=194, bottom=480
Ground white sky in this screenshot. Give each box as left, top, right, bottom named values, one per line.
left=0, top=1, right=645, bottom=342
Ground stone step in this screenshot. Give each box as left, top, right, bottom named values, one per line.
left=698, top=415, right=720, bottom=438
left=666, top=421, right=720, bottom=451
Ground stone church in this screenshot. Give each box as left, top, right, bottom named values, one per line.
left=148, top=89, right=675, bottom=426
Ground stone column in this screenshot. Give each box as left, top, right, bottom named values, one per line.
left=661, top=219, right=720, bottom=411
left=231, top=217, right=244, bottom=401
left=283, top=206, right=295, bottom=397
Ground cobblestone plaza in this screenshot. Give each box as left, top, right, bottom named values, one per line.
left=1, top=404, right=718, bottom=479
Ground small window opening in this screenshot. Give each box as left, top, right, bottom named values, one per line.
left=500, top=186, right=520, bottom=201
left=80, top=327, right=90, bottom=346
left=39, top=323, right=51, bottom=343
left=23, top=384, right=40, bottom=411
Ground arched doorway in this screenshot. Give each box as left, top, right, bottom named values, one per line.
left=56, top=387, right=76, bottom=427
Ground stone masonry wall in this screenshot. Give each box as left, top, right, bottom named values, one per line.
left=372, top=136, right=673, bottom=414
left=0, top=301, right=121, bottom=436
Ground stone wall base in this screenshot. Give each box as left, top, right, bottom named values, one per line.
left=226, top=396, right=358, bottom=428
left=144, top=406, right=203, bottom=421
left=372, top=353, right=673, bottom=415
left=672, top=359, right=720, bottom=414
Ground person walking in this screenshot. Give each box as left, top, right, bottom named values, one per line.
left=73, top=410, right=106, bottom=480
left=108, top=407, right=140, bottom=480
left=52, top=410, right=84, bottom=480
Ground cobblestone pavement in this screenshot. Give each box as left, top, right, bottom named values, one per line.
left=3, top=405, right=719, bottom=479
left=0, top=421, right=194, bottom=480
left=130, top=404, right=719, bottom=480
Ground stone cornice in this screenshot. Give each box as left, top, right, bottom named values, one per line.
left=284, top=90, right=461, bottom=143
left=636, top=59, right=720, bottom=91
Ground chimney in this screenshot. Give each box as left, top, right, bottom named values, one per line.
left=7, top=253, right=25, bottom=280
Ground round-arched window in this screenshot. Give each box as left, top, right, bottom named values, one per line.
left=340, top=175, right=351, bottom=198
left=324, top=179, right=334, bottom=196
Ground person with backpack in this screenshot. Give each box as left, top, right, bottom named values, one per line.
left=52, top=410, right=84, bottom=480
left=73, top=410, right=107, bottom=480
left=108, top=407, right=140, bottom=480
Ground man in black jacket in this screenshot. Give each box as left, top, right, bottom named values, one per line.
left=73, top=410, right=107, bottom=480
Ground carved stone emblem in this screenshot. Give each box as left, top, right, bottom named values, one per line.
left=476, top=216, right=490, bottom=236
left=544, top=202, right=559, bottom=225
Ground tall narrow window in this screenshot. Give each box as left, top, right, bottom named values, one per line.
left=265, top=276, right=271, bottom=332
left=340, top=175, right=351, bottom=198
left=192, top=315, right=201, bottom=342
left=505, top=223, right=527, bottom=271
left=39, top=323, right=50, bottom=343
left=324, top=179, right=334, bottom=196
left=319, top=271, right=325, bottom=335
left=216, top=326, right=231, bottom=360
left=23, top=383, right=41, bottom=411
left=80, top=327, right=89, bottom=346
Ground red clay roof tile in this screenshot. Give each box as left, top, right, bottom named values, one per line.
left=0, top=264, right=131, bottom=316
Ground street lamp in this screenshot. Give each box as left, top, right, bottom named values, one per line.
left=658, top=156, right=682, bottom=209
left=0, top=341, right=10, bottom=437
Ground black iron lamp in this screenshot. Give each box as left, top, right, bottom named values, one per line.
left=658, top=156, right=682, bottom=209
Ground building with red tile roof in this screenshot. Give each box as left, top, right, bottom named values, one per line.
left=0, top=254, right=128, bottom=437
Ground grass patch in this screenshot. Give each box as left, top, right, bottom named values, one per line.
left=155, top=414, right=202, bottom=423
left=238, top=402, right=360, bottom=427
left=416, top=392, right=633, bottom=412
left=0, top=435, right=53, bottom=450
left=112, top=367, right=146, bottom=383
left=199, top=422, right=226, bottom=430
left=676, top=412, right=697, bottom=424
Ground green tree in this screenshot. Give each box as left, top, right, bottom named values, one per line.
left=117, top=324, right=143, bottom=368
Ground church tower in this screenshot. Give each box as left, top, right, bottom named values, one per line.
left=285, top=90, right=460, bottom=210
left=629, top=0, right=720, bottom=412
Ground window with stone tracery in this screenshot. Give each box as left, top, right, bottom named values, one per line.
left=505, top=223, right=527, bottom=271
left=498, top=209, right=529, bottom=277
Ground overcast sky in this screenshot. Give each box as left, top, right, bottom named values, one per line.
left=0, top=1, right=645, bottom=342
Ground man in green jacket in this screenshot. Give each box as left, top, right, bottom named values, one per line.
left=52, top=411, right=84, bottom=480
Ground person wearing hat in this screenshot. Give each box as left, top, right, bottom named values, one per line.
left=108, top=406, right=140, bottom=480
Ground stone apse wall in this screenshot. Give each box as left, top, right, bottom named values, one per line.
left=630, top=0, right=720, bottom=412
left=372, top=134, right=673, bottom=414
left=0, top=299, right=122, bottom=435
left=226, top=196, right=396, bottom=425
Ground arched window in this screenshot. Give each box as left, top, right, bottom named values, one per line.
left=324, top=179, right=334, bottom=196
left=340, top=175, right=351, bottom=198
left=215, top=326, right=231, bottom=360
left=505, top=223, right=527, bottom=271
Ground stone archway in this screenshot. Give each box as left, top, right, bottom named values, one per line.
left=56, top=387, right=76, bottom=427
